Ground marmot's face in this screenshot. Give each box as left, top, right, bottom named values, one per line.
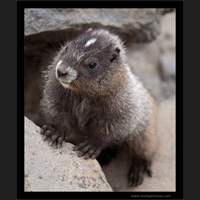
left=55, top=31, right=124, bottom=95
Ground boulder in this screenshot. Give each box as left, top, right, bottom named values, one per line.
left=127, top=12, right=176, bottom=102
left=25, top=117, right=112, bottom=191
left=25, top=8, right=173, bottom=43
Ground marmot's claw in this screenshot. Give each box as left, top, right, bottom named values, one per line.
left=41, top=125, right=65, bottom=148
left=128, top=165, right=144, bottom=187
left=146, top=168, right=153, bottom=177
left=75, top=141, right=101, bottom=159
left=50, top=134, right=64, bottom=148
left=128, top=159, right=152, bottom=187
left=90, top=149, right=101, bottom=159
left=74, top=141, right=88, bottom=151
left=41, top=125, right=47, bottom=132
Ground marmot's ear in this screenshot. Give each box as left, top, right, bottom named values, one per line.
left=110, top=47, right=120, bottom=62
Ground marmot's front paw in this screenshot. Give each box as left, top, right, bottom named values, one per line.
left=74, top=140, right=102, bottom=160
left=128, top=158, right=152, bottom=187
left=41, top=125, right=65, bottom=148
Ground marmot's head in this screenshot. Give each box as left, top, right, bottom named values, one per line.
left=54, top=29, right=126, bottom=96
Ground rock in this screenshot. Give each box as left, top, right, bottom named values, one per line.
left=159, top=52, right=176, bottom=80
left=102, top=97, right=176, bottom=191
left=126, top=12, right=176, bottom=102
left=25, top=8, right=173, bottom=43
left=127, top=42, right=164, bottom=102
left=157, top=12, right=176, bottom=99
left=157, top=12, right=176, bottom=81
left=24, top=117, right=112, bottom=191
left=157, top=12, right=176, bottom=53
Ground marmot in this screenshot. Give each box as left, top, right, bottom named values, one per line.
left=40, top=29, right=158, bottom=187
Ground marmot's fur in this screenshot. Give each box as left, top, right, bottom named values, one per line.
left=40, top=29, right=158, bottom=187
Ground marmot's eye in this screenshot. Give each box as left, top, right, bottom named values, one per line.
left=88, top=62, right=97, bottom=69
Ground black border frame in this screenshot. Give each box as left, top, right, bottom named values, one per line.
left=18, top=1, right=183, bottom=199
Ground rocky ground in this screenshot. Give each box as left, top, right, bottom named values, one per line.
left=24, top=9, right=176, bottom=192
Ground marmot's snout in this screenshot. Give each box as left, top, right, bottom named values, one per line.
left=57, top=67, right=68, bottom=78
left=55, top=60, right=78, bottom=87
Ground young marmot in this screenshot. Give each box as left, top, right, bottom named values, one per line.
left=40, top=29, right=158, bottom=187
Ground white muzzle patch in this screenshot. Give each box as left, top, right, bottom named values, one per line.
left=55, top=60, right=63, bottom=79
left=55, top=60, right=78, bottom=84
left=64, top=67, right=78, bottom=82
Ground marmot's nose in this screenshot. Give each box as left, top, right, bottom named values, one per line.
left=57, top=68, right=68, bottom=78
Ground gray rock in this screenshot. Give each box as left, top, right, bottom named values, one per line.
left=159, top=52, right=176, bottom=80
left=25, top=8, right=173, bottom=43
left=157, top=13, right=176, bottom=81
left=125, top=12, right=176, bottom=102
left=25, top=117, right=112, bottom=191
left=157, top=13, right=176, bottom=99
left=127, top=42, right=164, bottom=102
